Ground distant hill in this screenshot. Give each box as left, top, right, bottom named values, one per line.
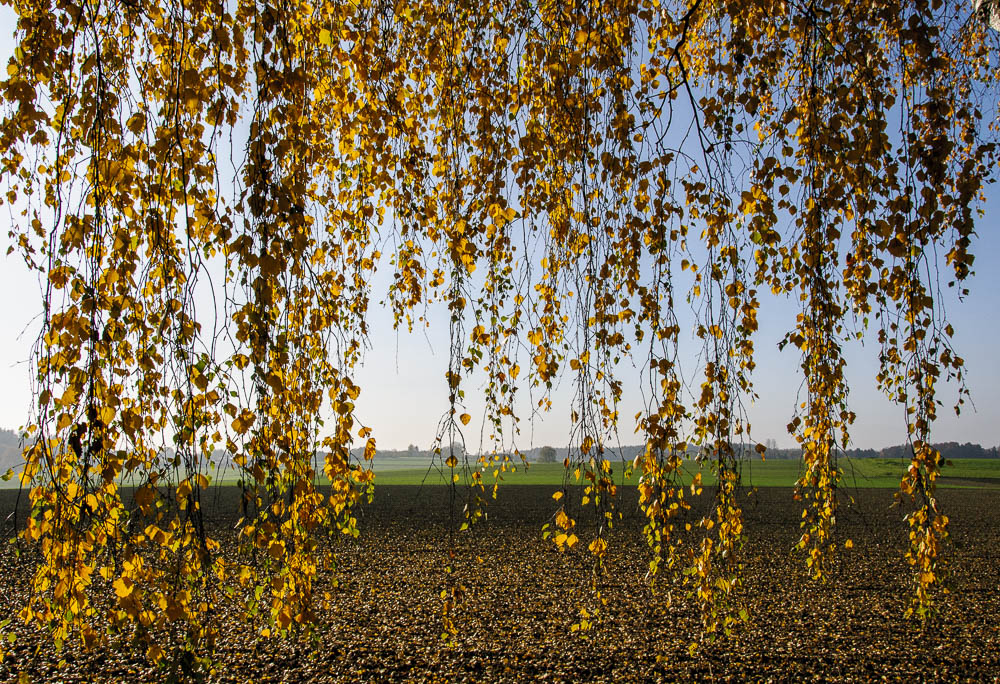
left=0, top=428, right=25, bottom=472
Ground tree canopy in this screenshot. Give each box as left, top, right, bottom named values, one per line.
left=1, top=0, right=997, bottom=664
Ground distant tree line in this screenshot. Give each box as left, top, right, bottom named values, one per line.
left=0, top=428, right=25, bottom=472
left=359, top=441, right=1000, bottom=462
left=872, top=441, right=999, bottom=460
left=522, top=441, right=1000, bottom=462
left=348, top=443, right=466, bottom=461
left=0, top=428, right=21, bottom=446
left=739, top=441, right=999, bottom=460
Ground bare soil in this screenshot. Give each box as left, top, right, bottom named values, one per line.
left=0, top=485, right=998, bottom=682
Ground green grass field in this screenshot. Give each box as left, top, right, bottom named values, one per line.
left=366, top=457, right=1000, bottom=489
left=3, top=456, right=996, bottom=490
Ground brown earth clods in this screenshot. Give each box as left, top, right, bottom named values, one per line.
left=0, top=485, right=998, bottom=682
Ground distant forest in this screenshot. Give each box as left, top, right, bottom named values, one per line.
left=0, top=428, right=996, bottom=473
left=525, top=442, right=999, bottom=463
left=0, top=428, right=23, bottom=471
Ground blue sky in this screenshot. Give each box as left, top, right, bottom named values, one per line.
left=341, top=222, right=1000, bottom=451
left=0, top=10, right=997, bottom=452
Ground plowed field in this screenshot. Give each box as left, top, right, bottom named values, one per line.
left=1, top=486, right=998, bottom=682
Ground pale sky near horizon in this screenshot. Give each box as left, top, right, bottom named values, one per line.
left=0, top=10, right=997, bottom=453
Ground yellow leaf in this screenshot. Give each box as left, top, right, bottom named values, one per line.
left=460, top=413, right=471, bottom=426
left=275, top=610, right=292, bottom=630
left=319, top=29, right=332, bottom=46
left=82, top=626, right=99, bottom=649
left=113, top=576, right=133, bottom=599
left=551, top=491, right=563, bottom=501
left=555, top=510, right=573, bottom=530
left=588, top=537, right=608, bottom=556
